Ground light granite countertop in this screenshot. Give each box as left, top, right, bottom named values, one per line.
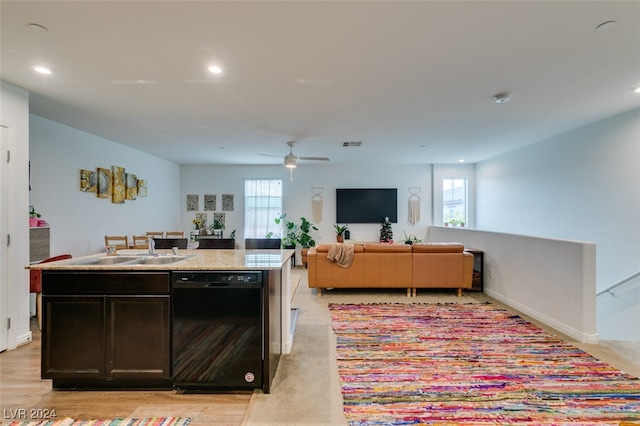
left=27, top=249, right=295, bottom=271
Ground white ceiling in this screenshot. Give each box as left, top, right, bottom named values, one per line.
left=1, top=1, right=639, bottom=166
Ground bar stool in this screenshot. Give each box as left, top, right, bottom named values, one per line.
left=30, top=254, right=72, bottom=330
left=198, top=238, right=235, bottom=249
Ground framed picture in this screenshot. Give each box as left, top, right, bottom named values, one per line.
left=111, top=165, right=126, bottom=204
left=97, top=167, right=112, bottom=199
left=187, top=194, right=199, bottom=211
left=80, top=169, right=97, bottom=192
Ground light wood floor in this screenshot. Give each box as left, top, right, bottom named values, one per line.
left=0, top=319, right=254, bottom=426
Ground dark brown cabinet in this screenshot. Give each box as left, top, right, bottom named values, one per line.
left=42, top=272, right=171, bottom=389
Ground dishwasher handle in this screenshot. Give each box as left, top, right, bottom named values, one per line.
left=205, top=282, right=229, bottom=288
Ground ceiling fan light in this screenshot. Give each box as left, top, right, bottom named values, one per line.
left=284, top=157, right=297, bottom=168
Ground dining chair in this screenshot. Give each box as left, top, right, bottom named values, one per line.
left=104, top=235, right=129, bottom=250
left=132, top=235, right=149, bottom=249
left=245, top=238, right=281, bottom=249
left=30, top=254, right=73, bottom=330
left=198, top=238, right=235, bottom=249
left=153, top=238, right=188, bottom=249
left=165, top=231, right=185, bottom=238
left=146, top=231, right=164, bottom=238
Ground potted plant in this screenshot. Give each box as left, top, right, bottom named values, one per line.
left=275, top=214, right=299, bottom=249
left=29, top=207, right=41, bottom=227
left=334, top=224, right=348, bottom=242
left=298, top=217, right=318, bottom=267
left=210, top=219, right=225, bottom=236
left=402, top=231, right=423, bottom=245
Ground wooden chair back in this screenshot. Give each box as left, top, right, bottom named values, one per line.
left=146, top=231, right=164, bottom=238
left=132, top=235, right=149, bottom=249
left=165, top=231, right=185, bottom=238
left=104, top=235, right=129, bottom=250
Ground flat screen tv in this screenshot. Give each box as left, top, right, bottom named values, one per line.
left=336, top=188, right=397, bottom=223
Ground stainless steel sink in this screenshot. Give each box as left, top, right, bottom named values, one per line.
left=68, top=256, right=142, bottom=265
left=134, top=255, right=194, bottom=265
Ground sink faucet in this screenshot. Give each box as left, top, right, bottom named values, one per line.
left=148, top=237, right=155, bottom=255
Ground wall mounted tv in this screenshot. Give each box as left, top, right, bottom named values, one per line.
left=336, top=188, right=398, bottom=224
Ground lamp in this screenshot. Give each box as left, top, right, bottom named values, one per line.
left=284, top=154, right=298, bottom=168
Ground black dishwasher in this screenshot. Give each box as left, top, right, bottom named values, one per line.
left=172, top=271, right=263, bottom=391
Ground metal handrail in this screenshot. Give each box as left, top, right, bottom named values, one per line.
left=596, top=271, right=640, bottom=297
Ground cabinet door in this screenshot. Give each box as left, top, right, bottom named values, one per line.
left=42, top=295, right=105, bottom=378
left=106, top=296, right=170, bottom=379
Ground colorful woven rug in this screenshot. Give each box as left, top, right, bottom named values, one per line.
left=329, top=303, right=640, bottom=425
left=8, top=417, right=190, bottom=426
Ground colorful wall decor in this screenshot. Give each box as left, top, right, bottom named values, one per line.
left=112, top=165, right=126, bottom=204
left=204, top=194, right=216, bottom=211
left=80, top=165, right=146, bottom=203
left=97, top=167, right=112, bottom=199
left=80, top=169, right=97, bottom=192
left=125, top=173, right=137, bottom=200
left=137, top=179, right=147, bottom=197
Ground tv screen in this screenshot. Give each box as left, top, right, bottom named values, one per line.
left=336, top=188, right=397, bottom=223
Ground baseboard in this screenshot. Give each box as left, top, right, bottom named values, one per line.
left=485, top=289, right=599, bottom=344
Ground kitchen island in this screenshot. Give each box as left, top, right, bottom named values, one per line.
left=28, top=249, right=294, bottom=393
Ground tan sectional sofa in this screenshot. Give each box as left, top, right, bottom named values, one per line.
left=307, top=242, right=473, bottom=297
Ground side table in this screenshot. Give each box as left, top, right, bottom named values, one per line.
left=464, top=248, right=484, bottom=292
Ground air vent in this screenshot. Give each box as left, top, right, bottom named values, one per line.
left=341, top=141, right=362, bottom=147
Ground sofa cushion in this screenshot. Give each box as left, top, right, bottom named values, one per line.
left=412, top=242, right=464, bottom=253
left=363, top=243, right=412, bottom=253
left=315, top=243, right=365, bottom=254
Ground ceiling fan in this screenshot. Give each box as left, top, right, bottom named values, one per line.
left=261, top=141, right=329, bottom=179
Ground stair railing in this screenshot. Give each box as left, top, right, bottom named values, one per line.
left=596, top=271, right=640, bottom=297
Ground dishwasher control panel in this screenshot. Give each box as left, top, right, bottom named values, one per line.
left=173, top=271, right=262, bottom=285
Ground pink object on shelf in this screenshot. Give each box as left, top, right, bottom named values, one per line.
left=38, top=219, right=47, bottom=227
left=29, top=217, right=38, bottom=227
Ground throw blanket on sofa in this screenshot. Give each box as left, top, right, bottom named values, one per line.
left=327, top=243, right=355, bottom=267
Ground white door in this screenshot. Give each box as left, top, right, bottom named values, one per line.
left=0, top=124, right=9, bottom=351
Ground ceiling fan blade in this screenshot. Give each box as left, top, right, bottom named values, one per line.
left=298, top=156, right=330, bottom=161
left=258, top=153, right=284, bottom=158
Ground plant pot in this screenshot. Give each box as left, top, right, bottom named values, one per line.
left=336, top=235, right=344, bottom=243
left=29, top=217, right=39, bottom=227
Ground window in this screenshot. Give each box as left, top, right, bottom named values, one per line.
left=244, top=179, right=282, bottom=238
left=443, top=178, right=467, bottom=226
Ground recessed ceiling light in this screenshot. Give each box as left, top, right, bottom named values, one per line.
left=458, top=158, right=465, bottom=163
left=596, top=20, right=616, bottom=31
left=634, top=87, right=640, bottom=94
left=493, top=93, right=510, bottom=104
left=208, top=66, right=223, bottom=74
left=33, top=66, right=52, bottom=75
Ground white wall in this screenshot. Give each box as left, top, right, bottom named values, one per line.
left=180, top=163, right=434, bottom=246
left=29, top=115, right=181, bottom=257
left=0, top=81, right=31, bottom=349
left=475, top=107, right=640, bottom=340
left=427, top=226, right=597, bottom=343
